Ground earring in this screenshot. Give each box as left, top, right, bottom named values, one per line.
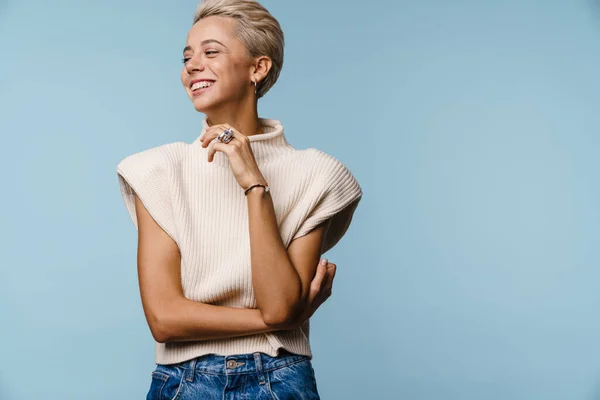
left=253, top=79, right=257, bottom=95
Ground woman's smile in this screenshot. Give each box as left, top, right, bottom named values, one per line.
left=190, top=79, right=216, bottom=97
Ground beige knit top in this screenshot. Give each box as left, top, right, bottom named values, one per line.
left=116, top=117, right=362, bottom=365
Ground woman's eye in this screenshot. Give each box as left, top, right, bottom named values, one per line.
left=206, top=50, right=218, bottom=56
left=182, top=57, right=191, bottom=64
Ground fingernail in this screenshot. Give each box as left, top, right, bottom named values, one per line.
left=321, top=258, right=328, bottom=265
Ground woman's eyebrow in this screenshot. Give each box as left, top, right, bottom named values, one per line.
left=182, top=39, right=227, bottom=54
left=201, top=39, right=227, bottom=47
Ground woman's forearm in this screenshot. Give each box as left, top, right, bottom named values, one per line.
left=151, top=297, right=277, bottom=343
left=246, top=187, right=304, bottom=326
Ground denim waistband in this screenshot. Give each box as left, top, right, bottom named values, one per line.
left=172, top=350, right=309, bottom=375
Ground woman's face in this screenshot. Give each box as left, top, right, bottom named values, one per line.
left=181, top=16, right=254, bottom=113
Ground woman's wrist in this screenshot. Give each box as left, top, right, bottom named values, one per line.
left=243, top=175, right=269, bottom=195
left=245, top=184, right=270, bottom=197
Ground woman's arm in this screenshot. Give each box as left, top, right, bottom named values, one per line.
left=134, top=194, right=274, bottom=343
left=246, top=186, right=329, bottom=328
left=198, top=125, right=351, bottom=330
left=133, top=193, right=335, bottom=343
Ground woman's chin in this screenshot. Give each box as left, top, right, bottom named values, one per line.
left=191, top=96, right=228, bottom=115
left=190, top=95, right=217, bottom=113
left=190, top=97, right=215, bottom=113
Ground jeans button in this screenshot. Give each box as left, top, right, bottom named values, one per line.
left=227, top=360, right=236, bottom=369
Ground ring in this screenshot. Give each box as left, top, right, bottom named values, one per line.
left=217, top=127, right=234, bottom=144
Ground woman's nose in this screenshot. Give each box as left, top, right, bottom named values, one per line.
left=186, top=55, right=204, bottom=72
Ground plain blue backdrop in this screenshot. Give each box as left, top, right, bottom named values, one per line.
left=1, top=0, right=599, bottom=399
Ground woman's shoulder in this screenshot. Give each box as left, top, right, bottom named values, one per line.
left=115, top=141, right=190, bottom=245
left=116, top=141, right=191, bottom=174
left=286, top=147, right=363, bottom=252
left=301, top=147, right=344, bottom=164
left=295, top=148, right=360, bottom=184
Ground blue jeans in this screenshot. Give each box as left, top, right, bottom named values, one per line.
left=146, top=350, right=320, bottom=399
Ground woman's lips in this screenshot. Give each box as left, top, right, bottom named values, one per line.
left=192, top=83, right=213, bottom=97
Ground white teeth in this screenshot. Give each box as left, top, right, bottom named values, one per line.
left=191, top=81, right=213, bottom=91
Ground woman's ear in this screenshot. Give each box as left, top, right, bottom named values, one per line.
left=252, top=55, right=272, bottom=83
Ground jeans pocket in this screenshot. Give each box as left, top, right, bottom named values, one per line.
left=146, top=366, right=185, bottom=400
left=307, top=362, right=318, bottom=388
left=147, top=371, right=170, bottom=400
left=268, top=359, right=320, bottom=400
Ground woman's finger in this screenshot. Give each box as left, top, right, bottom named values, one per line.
left=200, top=125, right=219, bottom=144
left=207, top=141, right=235, bottom=163
left=309, top=261, right=327, bottom=297
left=200, top=124, right=230, bottom=146
left=323, top=263, right=336, bottom=289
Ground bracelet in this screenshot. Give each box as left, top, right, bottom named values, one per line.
left=244, top=183, right=270, bottom=196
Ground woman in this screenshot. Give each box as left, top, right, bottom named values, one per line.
left=116, top=0, right=362, bottom=398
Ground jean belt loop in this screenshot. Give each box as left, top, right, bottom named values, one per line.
left=186, top=358, right=196, bottom=383
left=253, top=352, right=266, bottom=385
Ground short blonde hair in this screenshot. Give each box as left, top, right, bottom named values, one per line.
left=193, top=0, right=284, bottom=99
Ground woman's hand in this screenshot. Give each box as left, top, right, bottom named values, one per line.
left=200, top=124, right=267, bottom=191
left=283, top=259, right=337, bottom=330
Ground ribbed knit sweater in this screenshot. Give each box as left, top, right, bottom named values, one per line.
left=116, top=117, right=362, bottom=365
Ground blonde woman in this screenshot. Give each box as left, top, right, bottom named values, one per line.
left=116, top=0, right=362, bottom=398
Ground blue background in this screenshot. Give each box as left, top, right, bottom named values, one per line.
left=1, top=0, right=599, bottom=399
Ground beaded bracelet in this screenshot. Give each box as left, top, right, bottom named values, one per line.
left=244, top=183, right=270, bottom=196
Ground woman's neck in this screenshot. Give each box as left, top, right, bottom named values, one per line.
left=205, top=103, right=263, bottom=137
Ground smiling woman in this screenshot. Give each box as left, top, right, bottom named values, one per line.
left=115, top=0, right=363, bottom=399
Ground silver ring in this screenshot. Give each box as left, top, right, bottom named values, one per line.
left=217, top=127, right=234, bottom=144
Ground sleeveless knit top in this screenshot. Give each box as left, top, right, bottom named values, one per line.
left=116, top=117, right=363, bottom=365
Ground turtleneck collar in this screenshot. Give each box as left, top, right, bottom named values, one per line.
left=195, top=117, right=294, bottom=167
